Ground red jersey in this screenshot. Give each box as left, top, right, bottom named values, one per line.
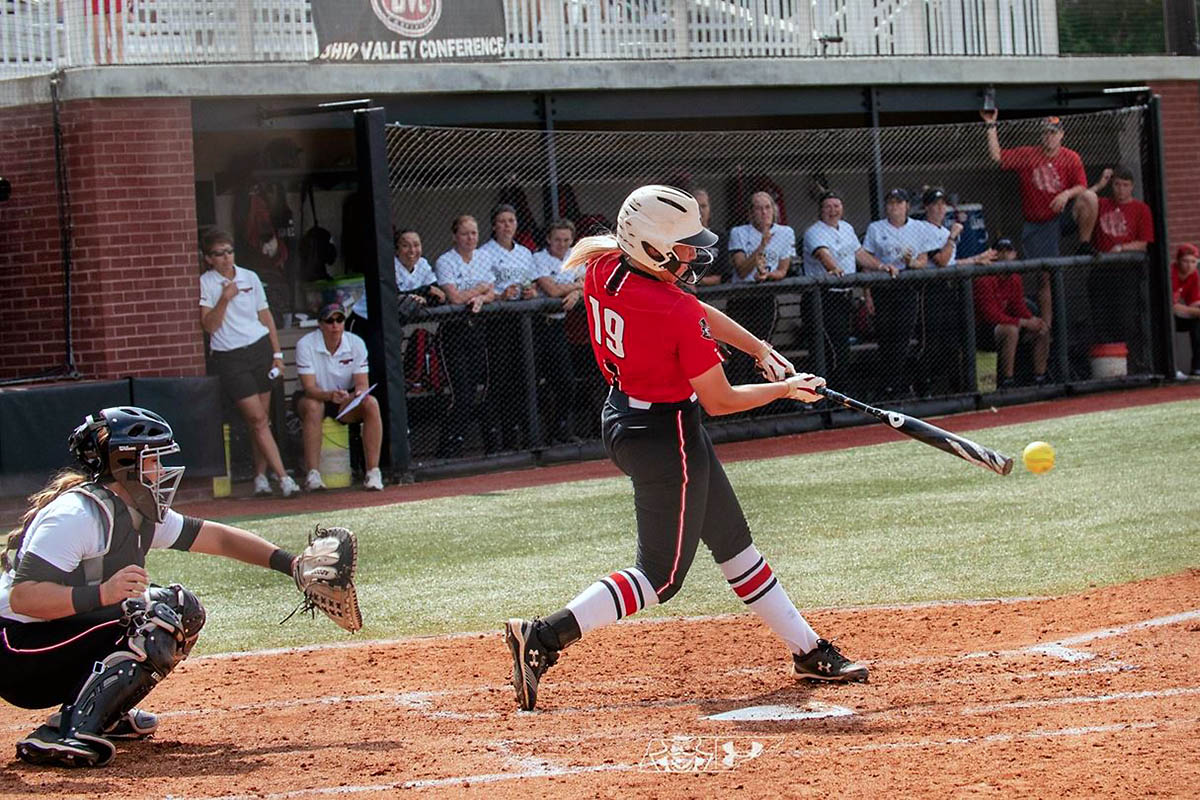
left=1000, top=146, right=1087, bottom=223
left=1172, top=264, right=1200, bottom=307
left=973, top=272, right=1032, bottom=327
left=583, top=251, right=722, bottom=402
left=1093, top=197, right=1155, bottom=253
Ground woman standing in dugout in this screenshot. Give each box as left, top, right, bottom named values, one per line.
left=504, top=185, right=868, bottom=712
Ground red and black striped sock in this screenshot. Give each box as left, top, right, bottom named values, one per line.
left=565, top=568, right=658, bottom=636
left=720, top=544, right=819, bottom=655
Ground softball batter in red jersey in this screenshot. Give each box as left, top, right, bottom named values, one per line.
left=505, top=186, right=868, bottom=712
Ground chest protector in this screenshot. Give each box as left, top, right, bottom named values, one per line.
left=4, top=483, right=155, bottom=587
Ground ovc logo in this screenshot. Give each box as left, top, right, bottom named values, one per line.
left=371, top=0, right=442, bottom=38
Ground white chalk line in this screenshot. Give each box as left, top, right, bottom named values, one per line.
left=963, top=686, right=1200, bottom=714
left=961, top=608, right=1200, bottom=663
left=788, top=716, right=1200, bottom=754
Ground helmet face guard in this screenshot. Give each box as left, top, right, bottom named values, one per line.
left=73, top=407, right=185, bottom=523
left=109, top=442, right=184, bottom=523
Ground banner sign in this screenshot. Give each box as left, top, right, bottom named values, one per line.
left=312, top=1, right=507, bottom=62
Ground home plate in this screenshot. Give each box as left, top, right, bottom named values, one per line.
left=705, top=702, right=855, bottom=722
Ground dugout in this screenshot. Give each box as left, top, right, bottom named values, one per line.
left=0, top=60, right=1187, bottom=492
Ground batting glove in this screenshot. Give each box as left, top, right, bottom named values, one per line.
left=755, top=342, right=795, bottom=382
left=784, top=372, right=826, bottom=403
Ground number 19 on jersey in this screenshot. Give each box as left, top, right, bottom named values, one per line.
left=588, top=296, right=626, bottom=358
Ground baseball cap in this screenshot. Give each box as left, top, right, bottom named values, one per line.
left=922, top=187, right=947, bottom=206
left=885, top=188, right=909, bottom=203
left=318, top=302, right=346, bottom=321
left=994, top=237, right=1016, bottom=251
left=1042, top=116, right=1063, bottom=131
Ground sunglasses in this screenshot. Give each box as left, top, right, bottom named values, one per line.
left=321, top=315, right=346, bottom=324
left=207, top=247, right=234, bottom=257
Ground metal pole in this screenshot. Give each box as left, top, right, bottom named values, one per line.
left=1144, top=95, right=1177, bottom=377
left=1051, top=266, right=1070, bottom=382
left=354, top=107, right=411, bottom=476
left=867, top=86, right=885, bottom=219
left=544, top=93, right=560, bottom=224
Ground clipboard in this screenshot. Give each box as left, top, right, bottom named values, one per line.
left=336, top=384, right=377, bottom=421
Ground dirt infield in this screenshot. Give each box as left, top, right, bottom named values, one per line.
left=2, top=569, right=1196, bottom=798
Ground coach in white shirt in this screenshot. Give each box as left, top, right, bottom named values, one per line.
left=295, top=303, right=382, bottom=491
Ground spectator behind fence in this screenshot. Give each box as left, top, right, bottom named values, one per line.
left=348, top=230, right=444, bottom=336
left=973, top=238, right=1051, bottom=389
left=434, top=215, right=500, bottom=458
left=1087, top=165, right=1156, bottom=361
left=479, top=204, right=539, bottom=450
left=531, top=220, right=583, bottom=443
left=919, top=187, right=996, bottom=395
left=197, top=228, right=299, bottom=499
left=982, top=110, right=1099, bottom=258
left=726, top=191, right=793, bottom=383
left=294, top=303, right=383, bottom=492
left=801, top=191, right=876, bottom=394
left=693, top=188, right=732, bottom=286
left=1172, top=243, right=1200, bottom=377
left=1090, top=166, right=1155, bottom=255
left=728, top=191, right=794, bottom=283
left=861, top=188, right=926, bottom=398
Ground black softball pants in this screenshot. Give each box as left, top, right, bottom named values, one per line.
left=0, top=609, right=126, bottom=710
left=602, top=390, right=753, bottom=604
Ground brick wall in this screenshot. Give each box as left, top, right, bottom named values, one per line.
left=0, top=98, right=204, bottom=381
left=1151, top=81, right=1200, bottom=254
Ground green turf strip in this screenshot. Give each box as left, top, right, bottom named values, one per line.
left=149, top=398, right=1200, bottom=654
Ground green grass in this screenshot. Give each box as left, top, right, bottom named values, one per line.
left=149, top=398, right=1200, bottom=655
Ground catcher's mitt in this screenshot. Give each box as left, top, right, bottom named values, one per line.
left=288, top=525, right=362, bottom=632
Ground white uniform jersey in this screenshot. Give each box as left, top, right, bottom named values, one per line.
left=477, top=239, right=537, bottom=293
left=0, top=492, right=188, bottom=623
left=727, top=223, right=796, bottom=283
left=801, top=220, right=860, bottom=279
left=862, top=218, right=928, bottom=270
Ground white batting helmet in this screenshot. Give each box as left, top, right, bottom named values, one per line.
left=616, top=185, right=717, bottom=281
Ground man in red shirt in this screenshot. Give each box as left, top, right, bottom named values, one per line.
left=1087, top=164, right=1157, bottom=357
left=973, top=239, right=1051, bottom=388
left=1172, top=243, right=1200, bottom=376
left=982, top=110, right=1100, bottom=259
left=1091, top=166, right=1155, bottom=254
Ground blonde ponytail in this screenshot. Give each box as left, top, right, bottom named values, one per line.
left=4, top=469, right=91, bottom=571
left=561, top=234, right=620, bottom=278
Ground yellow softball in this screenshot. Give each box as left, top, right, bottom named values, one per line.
left=1022, top=441, right=1055, bottom=474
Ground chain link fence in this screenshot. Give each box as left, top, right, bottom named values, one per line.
left=379, top=107, right=1160, bottom=467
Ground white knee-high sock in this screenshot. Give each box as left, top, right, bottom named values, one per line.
left=718, top=544, right=819, bottom=655
left=565, top=568, right=658, bottom=636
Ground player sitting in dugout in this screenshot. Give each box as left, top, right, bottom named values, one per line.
left=0, top=407, right=360, bottom=768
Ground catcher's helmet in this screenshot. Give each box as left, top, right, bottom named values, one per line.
left=69, top=407, right=185, bottom=523
left=616, top=185, right=717, bottom=283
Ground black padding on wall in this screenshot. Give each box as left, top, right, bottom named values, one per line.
left=130, top=377, right=224, bottom=478
left=0, top=380, right=131, bottom=496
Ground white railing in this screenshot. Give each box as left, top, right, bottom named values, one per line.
left=1, top=0, right=1058, bottom=80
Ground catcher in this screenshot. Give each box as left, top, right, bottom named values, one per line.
left=0, top=406, right=361, bottom=768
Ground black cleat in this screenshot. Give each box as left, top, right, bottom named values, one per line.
left=505, top=618, right=559, bottom=711
left=16, top=724, right=114, bottom=768
left=793, top=639, right=869, bottom=683
left=46, top=707, right=158, bottom=740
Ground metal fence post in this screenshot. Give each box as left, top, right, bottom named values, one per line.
left=355, top=107, right=411, bottom=476
left=1144, top=95, right=1176, bottom=377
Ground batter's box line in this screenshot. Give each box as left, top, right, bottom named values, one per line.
left=784, top=715, right=1200, bottom=755
left=963, top=608, right=1200, bottom=663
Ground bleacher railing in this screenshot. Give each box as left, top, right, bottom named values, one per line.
left=2, top=0, right=1068, bottom=78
